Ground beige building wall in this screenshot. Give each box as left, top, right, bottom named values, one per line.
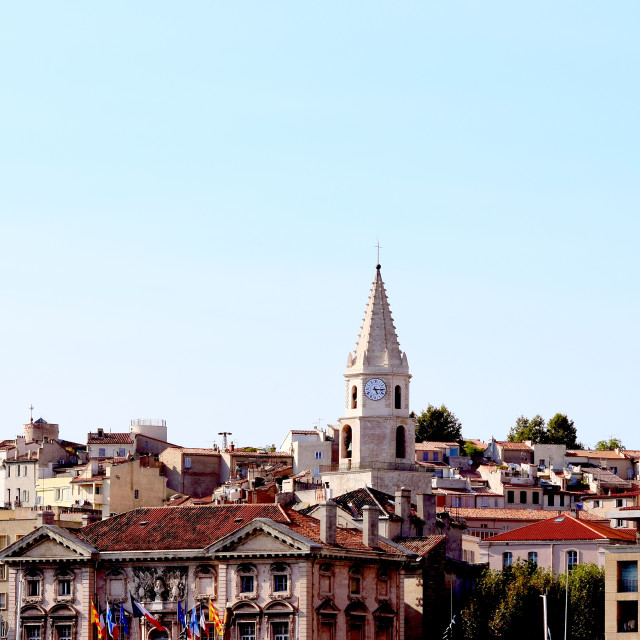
left=104, top=459, right=166, bottom=516
left=605, top=545, right=640, bottom=639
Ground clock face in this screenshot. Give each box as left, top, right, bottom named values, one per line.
left=364, top=378, right=386, bottom=400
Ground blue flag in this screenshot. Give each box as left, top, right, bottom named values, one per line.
left=107, top=602, right=117, bottom=637
left=178, top=601, right=186, bottom=628
left=190, top=607, right=200, bottom=637
left=119, top=604, right=130, bottom=638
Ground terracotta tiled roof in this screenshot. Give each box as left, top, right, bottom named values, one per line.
left=466, top=439, right=488, bottom=450
left=79, top=504, right=404, bottom=554
left=396, top=535, right=446, bottom=556
left=88, top=433, right=134, bottom=445
left=567, top=449, right=626, bottom=460
left=71, top=475, right=105, bottom=483
left=415, top=441, right=459, bottom=450
left=229, top=451, right=292, bottom=458
left=174, top=448, right=220, bottom=455
left=448, top=507, right=604, bottom=522
left=623, top=451, right=640, bottom=459
left=497, top=441, right=533, bottom=451
left=485, top=514, right=636, bottom=542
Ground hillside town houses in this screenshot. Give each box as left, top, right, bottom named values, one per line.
left=0, top=265, right=638, bottom=639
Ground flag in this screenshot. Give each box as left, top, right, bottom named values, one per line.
left=100, top=614, right=108, bottom=640
left=130, top=594, right=167, bottom=632
left=92, top=601, right=106, bottom=639
left=199, top=605, right=208, bottom=638
left=178, top=601, right=187, bottom=629
left=190, top=607, right=200, bottom=637
left=107, top=602, right=120, bottom=639
left=119, top=604, right=130, bottom=638
left=209, top=602, right=223, bottom=636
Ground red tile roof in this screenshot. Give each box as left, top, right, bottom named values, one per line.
left=567, top=449, right=626, bottom=460
left=396, top=535, right=446, bottom=556
left=497, top=441, right=533, bottom=451
left=415, top=441, right=459, bottom=450
left=79, top=504, right=403, bottom=554
left=485, top=514, right=636, bottom=542
left=449, top=508, right=604, bottom=522
left=88, top=433, right=134, bottom=445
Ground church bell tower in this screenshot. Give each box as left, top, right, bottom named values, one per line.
left=338, top=264, right=414, bottom=468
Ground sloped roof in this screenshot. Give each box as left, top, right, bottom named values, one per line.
left=415, top=442, right=459, bottom=450
left=497, top=441, right=533, bottom=451
left=88, top=433, right=134, bottom=445
left=567, top=449, right=626, bottom=460
left=396, top=535, right=446, bottom=556
left=331, top=486, right=419, bottom=522
left=485, top=514, right=636, bottom=542
left=79, top=504, right=403, bottom=554
left=583, top=467, right=630, bottom=486
left=450, top=507, right=604, bottom=522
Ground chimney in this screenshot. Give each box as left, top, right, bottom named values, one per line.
left=362, top=505, right=379, bottom=548
left=395, top=487, right=412, bottom=537
left=97, top=428, right=104, bottom=437
left=318, top=500, right=337, bottom=545
left=37, top=510, right=55, bottom=527
left=416, top=492, right=437, bottom=536
left=81, top=513, right=101, bottom=527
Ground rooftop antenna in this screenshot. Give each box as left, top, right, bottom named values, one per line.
left=218, top=432, right=232, bottom=450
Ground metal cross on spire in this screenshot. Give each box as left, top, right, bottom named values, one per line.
left=29, top=404, right=34, bottom=424
left=375, top=239, right=383, bottom=267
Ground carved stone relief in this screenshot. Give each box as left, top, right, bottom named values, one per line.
left=132, top=567, right=187, bottom=602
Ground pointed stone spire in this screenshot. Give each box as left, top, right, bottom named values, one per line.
left=348, top=265, right=408, bottom=373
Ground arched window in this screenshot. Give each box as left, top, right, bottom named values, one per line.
left=351, top=386, right=358, bottom=409
left=395, top=426, right=405, bottom=459
left=342, top=426, right=352, bottom=460
left=394, top=385, right=401, bottom=410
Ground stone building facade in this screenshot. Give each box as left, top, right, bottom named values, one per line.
left=0, top=503, right=417, bottom=640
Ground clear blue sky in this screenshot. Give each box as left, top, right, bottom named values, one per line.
left=1, top=3, right=638, bottom=450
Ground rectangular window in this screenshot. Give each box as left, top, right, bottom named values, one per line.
left=184, top=457, right=192, bottom=469
left=349, top=575, right=361, bottom=594
left=507, top=491, right=514, bottom=504
left=452, top=497, right=461, bottom=508
left=23, top=466, right=27, bottom=477
left=134, top=490, right=139, bottom=499
left=548, top=494, right=555, bottom=506
left=611, top=467, right=618, bottom=475
left=422, top=452, right=428, bottom=462
left=593, top=500, right=601, bottom=508
left=449, top=448, right=459, bottom=457
left=314, top=467, right=320, bottom=476
left=27, top=579, right=40, bottom=597
left=17, top=466, right=20, bottom=477
left=315, top=451, right=322, bottom=459
left=26, top=626, right=41, bottom=640
left=503, top=552, right=512, bottom=568
left=240, top=576, right=254, bottom=593
left=618, top=601, right=638, bottom=633
left=528, top=552, right=538, bottom=565
left=238, top=623, right=255, bottom=640
left=617, top=498, right=624, bottom=508
left=0, top=536, right=8, bottom=550
left=0, top=593, right=5, bottom=609
left=520, top=491, right=527, bottom=504
left=0, top=565, right=6, bottom=581
left=119, top=448, right=126, bottom=457
left=532, top=492, right=540, bottom=505
left=98, top=448, right=106, bottom=457
left=95, top=486, right=101, bottom=495
left=274, top=575, right=288, bottom=592
left=433, top=452, right=439, bottom=462
left=58, top=579, right=71, bottom=596
left=567, top=550, right=578, bottom=572
left=56, top=624, right=72, bottom=640
left=272, top=622, right=289, bottom=640
left=22, top=490, right=29, bottom=503
left=481, top=497, right=489, bottom=507
left=618, top=561, right=639, bottom=593
left=559, top=494, right=565, bottom=507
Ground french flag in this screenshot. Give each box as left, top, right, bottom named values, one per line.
left=130, top=595, right=167, bottom=632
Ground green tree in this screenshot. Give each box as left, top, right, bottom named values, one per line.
left=414, top=404, right=463, bottom=443
left=567, top=563, right=605, bottom=640
left=508, top=415, right=547, bottom=443
left=463, top=441, right=485, bottom=464
left=546, top=413, right=580, bottom=448
left=595, top=437, right=624, bottom=451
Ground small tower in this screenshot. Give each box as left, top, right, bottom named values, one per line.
left=338, top=264, right=414, bottom=468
